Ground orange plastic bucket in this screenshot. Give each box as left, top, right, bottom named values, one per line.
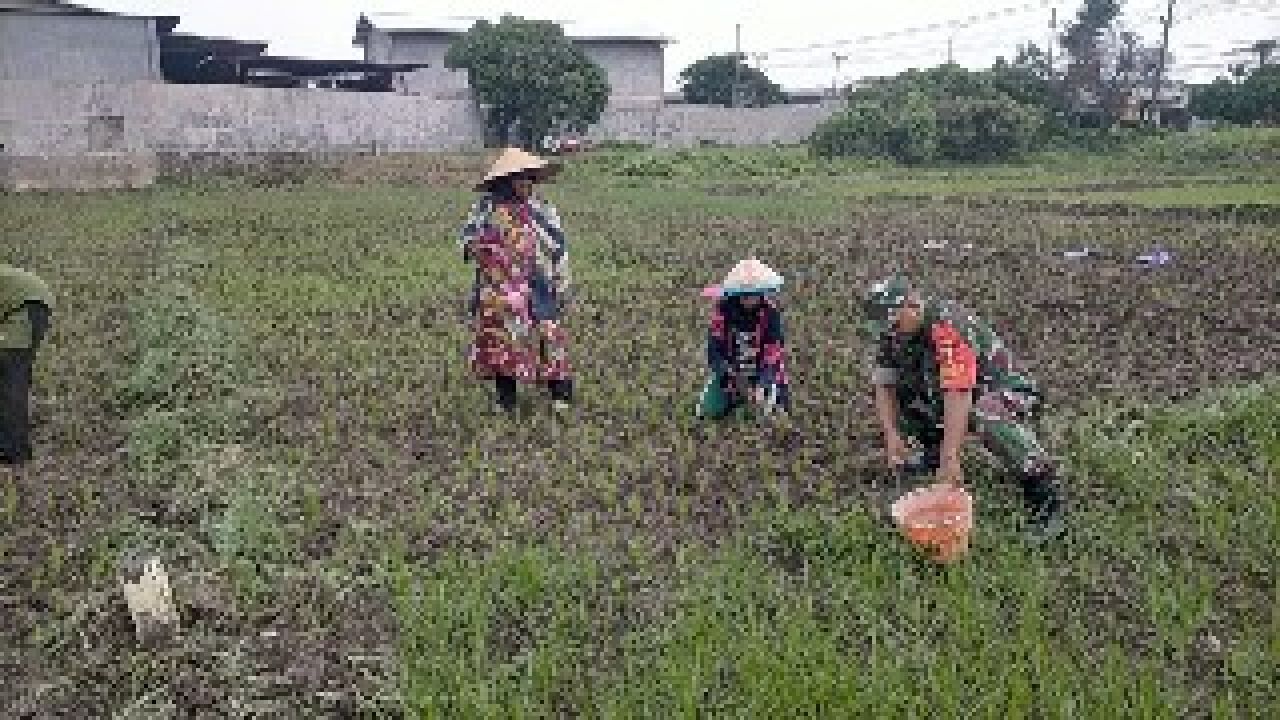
left=891, top=483, right=974, bottom=564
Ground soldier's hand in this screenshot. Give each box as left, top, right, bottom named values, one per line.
left=938, top=453, right=964, bottom=487
left=885, top=431, right=909, bottom=469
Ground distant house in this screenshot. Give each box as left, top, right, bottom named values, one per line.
left=352, top=16, right=673, bottom=110
left=0, top=0, right=175, bottom=85
left=0, top=1, right=435, bottom=91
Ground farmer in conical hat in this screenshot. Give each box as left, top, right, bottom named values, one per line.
left=0, top=264, right=54, bottom=466
left=862, top=274, right=1064, bottom=542
left=696, top=257, right=791, bottom=420
left=460, top=147, right=574, bottom=413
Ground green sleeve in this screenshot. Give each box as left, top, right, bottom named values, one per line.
left=0, top=308, right=33, bottom=349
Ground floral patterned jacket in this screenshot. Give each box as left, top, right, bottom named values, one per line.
left=459, top=193, right=572, bottom=323
left=707, top=296, right=789, bottom=393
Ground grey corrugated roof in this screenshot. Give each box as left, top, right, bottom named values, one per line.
left=358, top=15, right=673, bottom=44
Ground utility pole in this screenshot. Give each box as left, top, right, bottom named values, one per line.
left=1047, top=6, right=1056, bottom=76
left=832, top=52, right=848, bottom=95
left=1150, top=0, right=1176, bottom=128
left=732, top=23, right=742, bottom=108
left=947, top=35, right=954, bottom=65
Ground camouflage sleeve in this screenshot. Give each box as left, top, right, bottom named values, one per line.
left=870, top=333, right=897, bottom=385
left=930, top=321, right=978, bottom=391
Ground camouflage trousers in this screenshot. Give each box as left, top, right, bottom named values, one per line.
left=896, top=382, right=1052, bottom=476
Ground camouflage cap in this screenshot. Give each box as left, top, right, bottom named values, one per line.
left=861, top=275, right=910, bottom=338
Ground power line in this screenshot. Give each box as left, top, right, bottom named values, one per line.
left=762, top=10, right=1055, bottom=63
left=749, top=0, right=1277, bottom=84
left=758, top=0, right=1059, bottom=55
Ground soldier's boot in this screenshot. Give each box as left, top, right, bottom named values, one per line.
left=548, top=377, right=573, bottom=411
left=1020, top=464, right=1065, bottom=544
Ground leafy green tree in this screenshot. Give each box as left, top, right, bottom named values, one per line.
left=990, top=44, right=1069, bottom=136
left=1059, top=0, right=1127, bottom=125
left=678, top=54, right=786, bottom=107
left=809, top=65, right=1043, bottom=164
left=445, top=15, right=610, bottom=149
left=1190, top=64, right=1280, bottom=126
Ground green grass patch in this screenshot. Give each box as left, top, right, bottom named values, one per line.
left=1026, top=182, right=1280, bottom=207
left=386, top=380, right=1279, bottom=718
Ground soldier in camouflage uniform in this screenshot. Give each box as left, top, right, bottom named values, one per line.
left=861, top=275, right=1064, bottom=541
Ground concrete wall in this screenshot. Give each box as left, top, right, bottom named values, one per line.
left=578, top=41, right=665, bottom=110
left=588, top=102, right=842, bottom=148
left=660, top=104, right=841, bottom=147
left=0, top=13, right=160, bottom=84
left=0, top=79, right=843, bottom=190
left=0, top=152, right=156, bottom=192
left=0, top=80, right=487, bottom=157
left=396, top=67, right=471, bottom=99
left=1, top=79, right=840, bottom=156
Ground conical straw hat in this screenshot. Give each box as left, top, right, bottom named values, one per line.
left=475, top=147, right=561, bottom=191
left=719, top=257, right=783, bottom=295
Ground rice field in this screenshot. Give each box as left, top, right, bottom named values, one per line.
left=1, top=142, right=1277, bottom=718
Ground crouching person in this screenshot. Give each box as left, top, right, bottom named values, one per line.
left=861, top=275, right=1064, bottom=542
left=696, top=258, right=791, bottom=421
left=1, top=265, right=54, bottom=467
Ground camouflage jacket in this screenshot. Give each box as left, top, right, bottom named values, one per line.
left=870, top=296, right=1036, bottom=404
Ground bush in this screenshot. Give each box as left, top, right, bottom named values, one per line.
left=811, top=91, right=1040, bottom=165
left=937, top=96, right=1043, bottom=163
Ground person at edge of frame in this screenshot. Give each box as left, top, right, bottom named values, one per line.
left=0, top=264, right=54, bottom=467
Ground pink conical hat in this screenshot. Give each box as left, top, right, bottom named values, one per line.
left=720, top=257, right=783, bottom=294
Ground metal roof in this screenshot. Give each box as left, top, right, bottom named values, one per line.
left=355, top=15, right=673, bottom=45
left=0, top=0, right=181, bottom=31
left=160, top=31, right=269, bottom=56
left=240, top=55, right=433, bottom=75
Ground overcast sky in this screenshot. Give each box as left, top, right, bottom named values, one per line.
left=90, top=0, right=1278, bottom=89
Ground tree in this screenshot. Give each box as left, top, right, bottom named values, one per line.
left=1190, top=64, right=1280, bottom=126
left=1059, top=0, right=1127, bottom=125
left=678, top=54, right=786, bottom=107
left=809, top=65, right=1042, bottom=164
left=444, top=15, right=611, bottom=149
left=1013, top=42, right=1053, bottom=79
left=990, top=44, right=1069, bottom=135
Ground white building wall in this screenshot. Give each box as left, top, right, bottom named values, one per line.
left=0, top=13, right=160, bottom=84
left=577, top=42, right=664, bottom=109
left=378, top=32, right=666, bottom=110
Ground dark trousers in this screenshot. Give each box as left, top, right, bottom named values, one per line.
left=493, top=375, right=572, bottom=410
left=0, top=303, right=51, bottom=465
